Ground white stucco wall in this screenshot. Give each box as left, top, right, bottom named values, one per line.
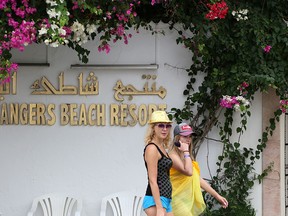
left=0, top=23, right=262, bottom=216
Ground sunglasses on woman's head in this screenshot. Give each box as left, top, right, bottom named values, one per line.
left=156, top=123, right=172, bottom=129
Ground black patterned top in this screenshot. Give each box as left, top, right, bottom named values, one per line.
left=144, top=143, right=173, bottom=199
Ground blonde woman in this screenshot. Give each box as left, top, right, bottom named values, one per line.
left=169, top=123, right=228, bottom=216
left=142, top=111, right=174, bottom=216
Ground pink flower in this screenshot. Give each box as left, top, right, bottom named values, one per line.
left=126, top=9, right=132, bottom=15
left=280, top=100, right=288, bottom=113
left=237, top=81, right=249, bottom=95
left=106, top=12, right=112, bottom=19
left=242, top=82, right=249, bottom=88
left=72, top=1, right=79, bottom=10
left=263, top=45, right=272, bottom=53
left=116, top=24, right=125, bottom=36
left=220, top=95, right=250, bottom=112
left=220, top=96, right=238, bottom=109
left=62, top=26, right=72, bottom=36
left=124, top=35, right=128, bottom=44
left=103, top=44, right=110, bottom=54
left=98, top=43, right=111, bottom=54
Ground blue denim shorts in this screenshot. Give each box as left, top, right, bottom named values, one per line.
left=142, top=195, right=172, bottom=212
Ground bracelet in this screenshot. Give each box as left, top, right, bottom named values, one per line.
left=184, top=154, right=190, bottom=158
left=183, top=150, right=189, bottom=152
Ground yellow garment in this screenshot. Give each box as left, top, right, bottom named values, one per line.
left=170, top=161, right=206, bottom=216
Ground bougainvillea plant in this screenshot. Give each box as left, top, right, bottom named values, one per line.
left=140, top=0, right=288, bottom=214
left=0, top=0, right=140, bottom=83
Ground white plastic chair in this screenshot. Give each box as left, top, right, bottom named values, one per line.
left=100, top=191, right=144, bottom=216
left=27, top=193, right=83, bottom=216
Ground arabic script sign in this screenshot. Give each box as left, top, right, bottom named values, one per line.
left=0, top=72, right=168, bottom=126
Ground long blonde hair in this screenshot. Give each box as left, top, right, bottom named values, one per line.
left=144, top=123, right=172, bottom=149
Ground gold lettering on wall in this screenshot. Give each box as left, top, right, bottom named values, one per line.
left=31, top=72, right=99, bottom=96
left=110, top=103, right=167, bottom=126
left=19, top=104, right=28, bottom=125
left=0, top=72, right=170, bottom=126
left=128, top=104, right=137, bottom=126
left=78, top=104, right=87, bottom=125
left=120, top=104, right=128, bottom=126
left=78, top=72, right=99, bottom=95
left=60, top=104, right=70, bottom=125
left=31, top=73, right=77, bottom=95
left=113, top=79, right=167, bottom=102
left=29, top=72, right=166, bottom=101
left=0, top=73, right=17, bottom=95
left=0, top=102, right=167, bottom=126
left=97, top=104, right=106, bottom=126
left=29, top=103, right=37, bottom=125
left=47, top=104, right=56, bottom=126
left=138, top=104, right=148, bottom=126
left=60, top=103, right=106, bottom=126
left=110, top=104, right=119, bottom=126
left=0, top=103, right=57, bottom=125
left=10, top=103, right=19, bottom=125
left=36, top=104, right=46, bottom=125
left=88, top=105, right=96, bottom=126
left=0, top=103, right=8, bottom=124
left=70, top=104, right=78, bottom=126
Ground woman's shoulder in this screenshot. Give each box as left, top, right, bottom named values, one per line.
left=144, top=143, right=162, bottom=160
left=144, top=143, right=158, bottom=152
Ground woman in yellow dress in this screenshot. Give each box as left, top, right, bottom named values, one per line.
left=169, top=123, right=228, bottom=216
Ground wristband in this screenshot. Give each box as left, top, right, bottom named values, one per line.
left=184, top=154, right=190, bottom=158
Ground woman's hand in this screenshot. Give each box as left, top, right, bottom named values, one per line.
left=178, top=141, right=189, bottom=152
left=216, top=195, right=228, bottom=208
left=156, top=207, right=166, bottom=216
